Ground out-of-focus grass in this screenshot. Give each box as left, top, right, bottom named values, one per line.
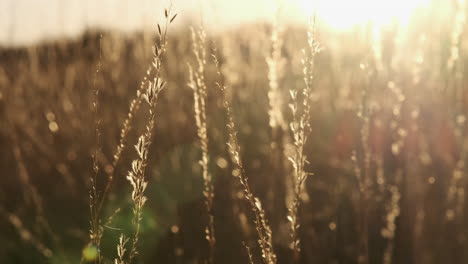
left=1, top=3, right=468, bottom=262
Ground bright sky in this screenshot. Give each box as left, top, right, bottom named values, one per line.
left=0, top=0, right=430, bottom=46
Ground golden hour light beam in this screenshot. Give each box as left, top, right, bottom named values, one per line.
left=295, top=0, right=430, bottom=29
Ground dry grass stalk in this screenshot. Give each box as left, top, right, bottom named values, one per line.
left=126, top=74, right=165, bottom=263
left=89, top=35, right=103, bottom=263
left=126, top=8, right=176, bottom=263
left=243, top=241, right=255, bottom=264
left=381, top=81, right=405, bottom=264
left=286, top=17, right=319, bottom=260
left=355, top=58, right=373, bottom=264
left=213, top=54, right=277, bottom=264
left=371, top=28, right=385, bottom=195
left=266, top=7, right=287, bottom=131
left=389, top=82, right=406, bottom=157
left=115, top=234, right=129, bottom=264
left=188, top=25, right=216, bottom=262
left=447, top=0, right=465, bottom=73
left=381, top=182, right=401, bottom=264
left=266, top=7, right=292, bottom=237
left=96, top=3, right=177, bottom=219
left=447, top=0, right=467, bottom=224
left=97, top=67, right=150, bottom=215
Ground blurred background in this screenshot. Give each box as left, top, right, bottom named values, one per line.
left=1, top=0, right=467, bottom=263
left=0, top=0, right=292, bottom=46
left=1, top=0, right=443, bottom=45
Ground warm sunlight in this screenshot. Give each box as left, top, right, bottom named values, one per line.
left=3, top=0, right=468, bottom=263
left=297, top=0, right=430, bottom=29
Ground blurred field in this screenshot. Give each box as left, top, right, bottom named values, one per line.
left=1, top=1, right=468, bottom=263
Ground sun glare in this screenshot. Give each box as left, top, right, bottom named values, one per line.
left=297, top=0, right=429, bottom=29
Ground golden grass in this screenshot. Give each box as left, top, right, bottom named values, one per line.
left=2, top=1, right=468, bottom=264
